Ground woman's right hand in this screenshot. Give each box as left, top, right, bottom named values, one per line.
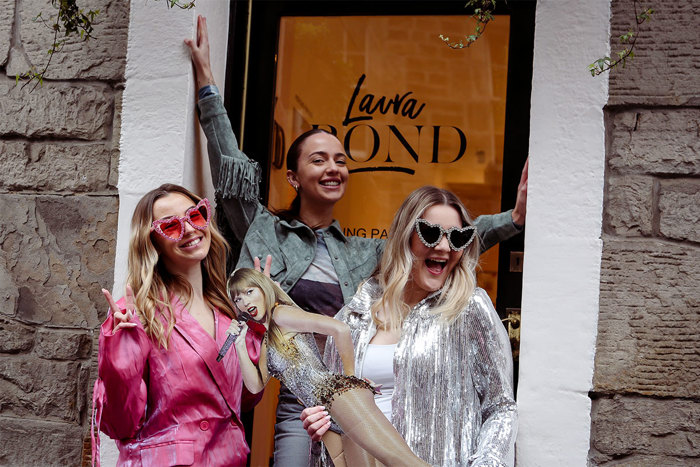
left=229, top=320, right=249, bottom=347
left=184, top=15, right=215, bottom=90
left=300, top=406, right=332, bottom=441
left=102, top=285, right=138, bottom=334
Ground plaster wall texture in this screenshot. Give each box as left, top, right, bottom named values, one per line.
left=589, top=1, right=700, bottom=464
left=0, top=0, right=127, bottom=464
left=516, top=0, right=609, bottom=465
left=100, top=1, right=230, bottom=465
left=113, top=0, right=229, bottom=297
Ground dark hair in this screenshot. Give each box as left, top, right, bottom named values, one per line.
left=274, top=128, right=334, bottom=223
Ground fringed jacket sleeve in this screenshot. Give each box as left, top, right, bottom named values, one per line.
left=197, top=94, right=263, bottom=244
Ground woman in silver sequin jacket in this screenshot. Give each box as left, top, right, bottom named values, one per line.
left=304, top=186, right=517, bottom=467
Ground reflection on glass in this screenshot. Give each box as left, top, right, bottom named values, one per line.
left=271, top=15, right=510, bottom=299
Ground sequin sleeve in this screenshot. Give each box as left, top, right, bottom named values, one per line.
left=323, top=279, right=377, bottom=375
left=466, top=288, right=517, bottom=466
left=323, top=303, right=352, bottom=376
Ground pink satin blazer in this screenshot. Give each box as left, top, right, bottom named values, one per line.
left=92, top=296, right=257, bottom=466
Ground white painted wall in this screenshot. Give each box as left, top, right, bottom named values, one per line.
left=516, top=0, right=610, bottom=465
left=100, top=1, right=230, bottom=464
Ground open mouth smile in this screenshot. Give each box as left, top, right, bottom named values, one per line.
left=425, top=258, right=448, bottom=275
left=180, top=236, right=202, bottom=248
left=247, top=306, right=258, bottom=317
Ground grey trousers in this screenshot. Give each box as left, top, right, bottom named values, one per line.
left=273, top=384, right=320, bottom=466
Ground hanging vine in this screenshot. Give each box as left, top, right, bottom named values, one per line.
left=439, top=0, right=496, bottom=49
left=16, top=0, right=196, bottom=91
left=588, top=0, right=654, bottom=76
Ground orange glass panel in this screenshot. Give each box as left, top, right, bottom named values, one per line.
left=270, top=15, right=510, bottom=299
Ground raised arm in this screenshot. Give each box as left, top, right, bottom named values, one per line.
left=473, top=158, right=528, bottom=253
left=273, top=305, right=356, bottom=376
left=185, top=15, right=263, bottom=244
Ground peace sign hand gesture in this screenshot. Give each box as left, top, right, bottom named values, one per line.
left=102, top=285, right=139, bottom=334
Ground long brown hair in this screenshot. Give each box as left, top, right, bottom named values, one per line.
left=127, top=183, right=235, bottom=348
left=372, top=186, right=480, bottom=331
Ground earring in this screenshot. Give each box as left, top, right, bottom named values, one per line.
left=293, top=185, right=299, bottom=192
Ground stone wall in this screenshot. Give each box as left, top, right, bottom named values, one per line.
left=590, top=0, right=700, bottom=465
left=0, top=0, right=128, bottom=464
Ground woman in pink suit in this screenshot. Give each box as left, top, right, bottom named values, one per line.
left=92, top=184, right=261, bottom=466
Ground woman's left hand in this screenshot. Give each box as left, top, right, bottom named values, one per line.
left=253, top=255, right=273, bottom=277
left=511, top=158, right=528, bottom=227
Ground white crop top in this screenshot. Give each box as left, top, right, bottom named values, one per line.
left=361, top=343, right=397, bottom=421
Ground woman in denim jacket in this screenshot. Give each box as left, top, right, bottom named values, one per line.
left=186, top=15, right=526, bottom=466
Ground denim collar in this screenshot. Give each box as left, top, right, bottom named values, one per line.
left=276, top=217, right=347, bottom=243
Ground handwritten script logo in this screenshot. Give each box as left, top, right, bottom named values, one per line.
left=343, top=74, right=425, bottom=126
left=313, top=74, right=467, bottom=174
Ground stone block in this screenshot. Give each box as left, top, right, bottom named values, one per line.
left=0, top=357, right=83, bottom=422
left=659, top=180, right=700, bottom=243
left=608, top=0, right=700, bottom=106
left=0, top=79, right=112, bottom=140
left=0, top=194, right=116, bottom=327
left=18, top=0, right=129, bottom=80
left=0, top=141, right=113, bottom=192
left=592, top=455, right=700, bottom=467
left=0, top=0, right=13, bottom=66
left=0, top=416, right=83, bottom=465
left=605, top=175, right=654, bottom=236
left=35, top=329, right=92, bottom=360
left=5, top=44, right=31, bottom=78
left=0, top=260, right=19, bottom=317
left=608, top=109, right=700, bottom=175
left=109, top=89, right=123, bottom=188
left=590, top=395, right=700, bottom=463
left=594, top=238, right=700, bottom=398
left=0, top=317, right=35, bottom=353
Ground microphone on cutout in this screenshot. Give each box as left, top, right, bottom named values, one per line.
left=217, top=311, right=252, bottom=362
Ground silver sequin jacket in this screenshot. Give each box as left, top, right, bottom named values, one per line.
left=323, top=278, right=517, bottom=467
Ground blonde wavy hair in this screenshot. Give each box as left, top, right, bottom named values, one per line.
left=127, top=184, right=235, bottom=348
left=372, top=186, right=480, bottom=331
left=227, top=268, right=296, bottom=354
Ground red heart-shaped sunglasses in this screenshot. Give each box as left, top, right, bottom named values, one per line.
left=150, top=198, right=211, bottom=241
